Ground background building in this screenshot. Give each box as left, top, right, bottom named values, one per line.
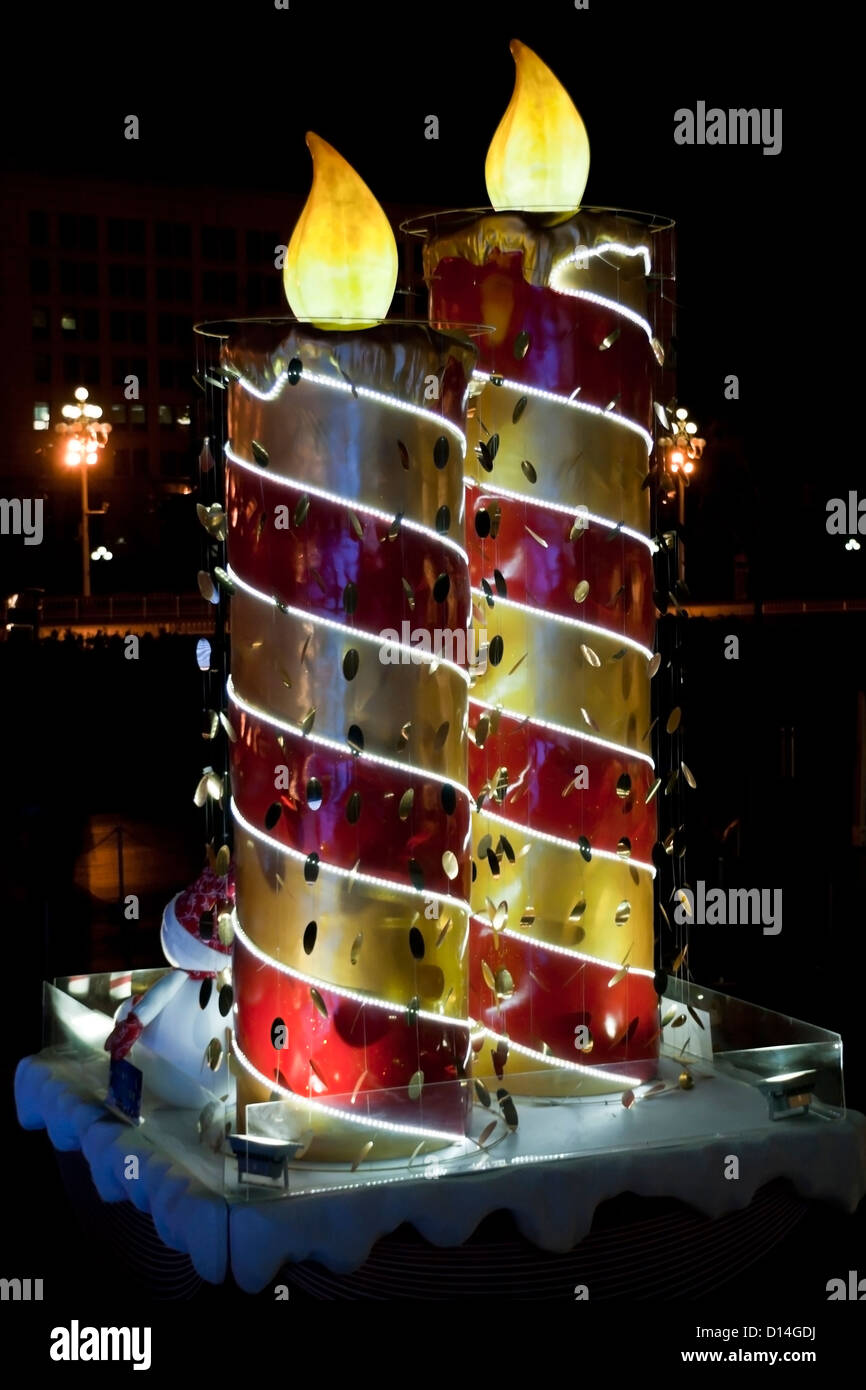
left=0, top=174, right=425, bottom=594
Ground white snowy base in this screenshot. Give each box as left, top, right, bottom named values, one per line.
left=15, top=1051, right=866, bottom=1293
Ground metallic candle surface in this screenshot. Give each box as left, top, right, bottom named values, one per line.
left=422, top=212, right=660, bottom=1094
left=223, top=322, right=478, bottom=1158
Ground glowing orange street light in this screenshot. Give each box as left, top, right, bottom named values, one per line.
left=657, top=404, right=705, bottom=583
left=55, top=387, right=112, bottom=597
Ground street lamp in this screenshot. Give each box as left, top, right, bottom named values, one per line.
left=659, top=404, right=705, bottom=582
left=55, top=387, right=112, bottom=597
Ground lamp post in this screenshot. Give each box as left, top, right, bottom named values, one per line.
left=55, top=387, right=111, bottom=597
left=661, top=405, right=704, bottom=584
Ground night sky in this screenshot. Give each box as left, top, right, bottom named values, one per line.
left=4, top=1, right=849, bottom=600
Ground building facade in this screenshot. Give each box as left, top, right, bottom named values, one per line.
left=0, top=174, right=425, bottom=593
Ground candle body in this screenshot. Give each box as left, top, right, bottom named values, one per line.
left=223, top=323, right=477, bottom=1157
left=423, top=214, right=660, bottom=1094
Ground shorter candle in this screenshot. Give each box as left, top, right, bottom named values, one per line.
left=226, top=140, right=478, bottom=1159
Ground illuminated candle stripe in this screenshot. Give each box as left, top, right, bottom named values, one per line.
left=478, top=1025, right=643, bottom=1086
left=231, top=799, right=473, bottom=912
left=472, top=588, right=654, bottom=661
left=470, top=697, right=655, bottom=769
left=230, top=1035, right=467, bottom=1143
left=227, top=676, right=474, bottom=805
left=464, top=478, right=656, bottom=553
left=232, top=364, right=468, bottom=457
left=227, top=565, right=472, bottom=687
left=233, top=910, right=470, bottom=1026
left=225, top=444, right=470, bottom=568
left=471, top=913, right=655, bottom=976
left=554, top=241, right=653, bottom=276
left=471, top=371, right=653, bottom=451
left=477, top=807, right=656, bottom=877
left=548, top=275, right=654, bottom=342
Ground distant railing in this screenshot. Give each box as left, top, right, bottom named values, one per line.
left=23, top=594, right=209, bottom=626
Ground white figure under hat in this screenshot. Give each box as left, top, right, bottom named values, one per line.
left=105, top=865, right=234, bottom=1108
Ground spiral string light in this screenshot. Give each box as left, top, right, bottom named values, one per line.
left=217, top=320, right=480, bottom=1160
left=421, top=208, right=668, bottom=1096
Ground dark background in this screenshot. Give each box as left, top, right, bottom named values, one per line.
left=1, top=0, right=862, bottom=1338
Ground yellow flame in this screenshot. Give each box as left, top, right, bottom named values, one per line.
left=485, top=40, right=590, bottom=213
left=284, top=133, right=398, bottom=328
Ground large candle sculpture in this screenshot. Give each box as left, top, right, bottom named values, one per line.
left=225, top=136, right=477, bottom=1160
left=417, top=43, right=662, bottom=1096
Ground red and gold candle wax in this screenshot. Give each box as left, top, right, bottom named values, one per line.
left=417, top=46, right=663, bottom=1096
left=224, top=139, right=478, bottom=1160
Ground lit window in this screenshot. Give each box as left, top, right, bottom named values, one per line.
left=61, top=313, right=77, bottom=333
left=158, top=405, right=174, bottom=427
left=33, top=402, right=50, bottom=431
left=176, top=405, right=191, bottom=427
left=110, top=404, right=127, bottom=425
left=32, top=308, right=49, bottom=336
left=130, top=405, right=146, bottom=427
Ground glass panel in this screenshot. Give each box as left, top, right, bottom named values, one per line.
left=38, top=971, right=844, bottom=1200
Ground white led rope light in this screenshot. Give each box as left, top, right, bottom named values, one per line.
left=554, top=241, right=653, bottom=277
left=471, top=913, right=655, bottom=977
left=230, top=1035, right=467, bottom=1144
left=471, top=371, right=653, bottom=453
left=231, top=799, right=473, bottom=915
left=466, top=299, right=659, bottom=1078
left=478, top=1025, right=643, bottom=1087
left=225, top=444, right=469, bottom=569
left=227, top=676, right=474, bottom=806
left=464, top=477, right=656, bottom=554
left=232, top=909, right=470, bottom=1029
left=548, top=273, right=654, bottom=342
left=472, top=587, right=654, bottom=662
left=231, top=363, right=467, bottom=458
left=477, top=806, right=656, bottom=878
left=227, top=565, right=471, bottom=688
left=470, top=695, right=655, bottom=770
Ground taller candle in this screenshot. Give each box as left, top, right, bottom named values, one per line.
left=417, top=42, right=664, bottom=1096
